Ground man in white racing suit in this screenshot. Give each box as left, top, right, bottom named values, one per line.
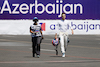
left=55, top=13, right=74, bottom=57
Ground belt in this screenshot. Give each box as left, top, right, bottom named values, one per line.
left=59, top=32, right=68, bottom=36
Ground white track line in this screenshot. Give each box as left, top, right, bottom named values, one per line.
left=30, top=48, right=55, bottom=52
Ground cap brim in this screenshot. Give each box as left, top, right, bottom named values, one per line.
left=33, top=19, right=38, bottom=20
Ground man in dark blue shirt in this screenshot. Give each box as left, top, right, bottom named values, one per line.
left=30, top=17, right=43, bottom=58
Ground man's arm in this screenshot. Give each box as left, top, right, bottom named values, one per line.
left=40, top=29, right=44, bottom=39
left=30, top=27, right=36, bottom=34
left=68, top=22, right=74, bottom=35
left=30, top=30, right=34, bottom=33
left=40, top=29, right=43, bottom=35
left=55, top=33, right=57, bottom=39
left=71, top=29, right=74, bottom=35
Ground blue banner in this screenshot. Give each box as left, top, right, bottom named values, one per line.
left=0, top=0, right=100, bottom=19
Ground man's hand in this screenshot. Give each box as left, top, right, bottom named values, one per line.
left=41, top=35, right=44, bottom=39
left=42, top=37, right=44, bottom=39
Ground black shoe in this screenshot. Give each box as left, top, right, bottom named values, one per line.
left=33, top=54, right=35, bottom=57
left=56, top=50, right=58, bottom=55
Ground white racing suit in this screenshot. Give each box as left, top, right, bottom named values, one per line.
left=59, top=32, right=68, bottom=54
left=57, top=20, right=73, bottom=55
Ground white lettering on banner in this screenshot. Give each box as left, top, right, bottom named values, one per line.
left=0, top=0, right=83, bottom=17
left=1, top=0, right=11, bottom=14
left=19, top=4, right=29, bottom=14
left=46, top=4, right=55, bottom=14
left=12, top=4, right=19, bottom=14
left=35, top=0, right=45, bottom=14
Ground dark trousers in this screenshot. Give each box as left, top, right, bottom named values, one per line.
left=32, top=36, right=42, bottom=57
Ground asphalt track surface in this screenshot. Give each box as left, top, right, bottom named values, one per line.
left=0, top=35, right=100, bottom=67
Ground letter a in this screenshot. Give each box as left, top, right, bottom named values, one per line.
left=1, top=0, right=11, bottom=14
